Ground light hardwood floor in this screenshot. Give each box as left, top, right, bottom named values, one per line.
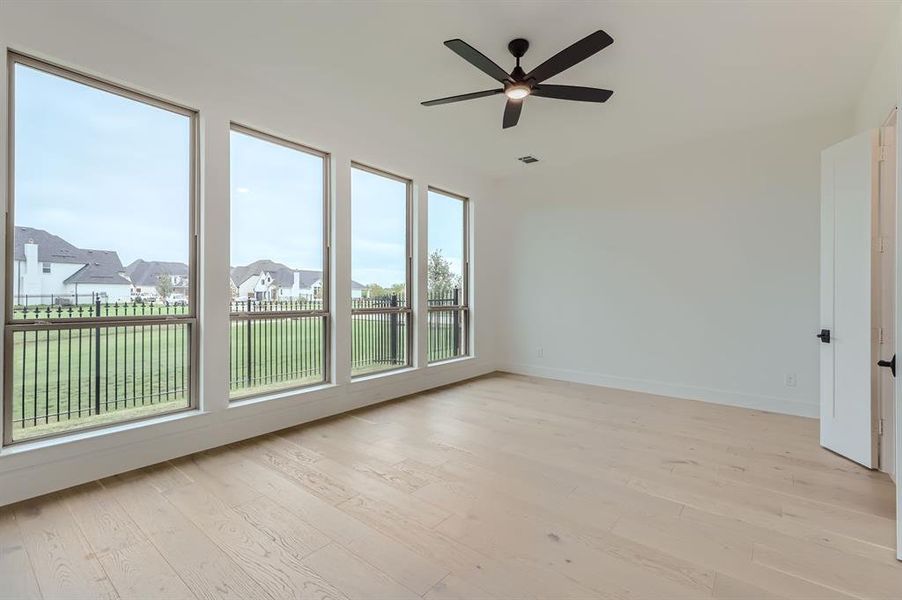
left=1, top=373, right=899, bottom=599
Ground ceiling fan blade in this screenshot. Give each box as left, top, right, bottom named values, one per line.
left=502, top=99, right=522, bottom=129
left=532, top=85, right=613, bottom=103
left=525, top=30, right=614, bottom=84
left=444, top=39, right=512, bottom=83
left=421, top=89, right=503, bottom=106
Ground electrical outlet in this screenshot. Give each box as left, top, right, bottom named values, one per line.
left=537, top=347, right=544, bottom=358
left=785, top=373, right=797, bottom=387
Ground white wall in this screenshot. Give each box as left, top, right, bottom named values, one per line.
left=0, top=3, right=502, bottom=506
left=83, top=283, right=132, bottom=303
left=13, top=258, right=82, bottom=301
left=852, top=8, right=901, bottom=132
left=495, top=113, right=851, bottom=418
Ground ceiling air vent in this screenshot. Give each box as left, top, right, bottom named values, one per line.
left=518, top=155, right=539, bottom=164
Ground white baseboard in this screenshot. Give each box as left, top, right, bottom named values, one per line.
left=0, top=358, right=495, bottom=507
left=499, top=362, right=819, bottom=419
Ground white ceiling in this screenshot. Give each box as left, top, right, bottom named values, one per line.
left=3, top=1, right=899, bottom=179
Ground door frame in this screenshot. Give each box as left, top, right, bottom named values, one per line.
left=877, top=109, right=896, bottom=476
left=891, top=106, right=902, bottom=563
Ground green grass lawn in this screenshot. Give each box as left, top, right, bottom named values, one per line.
left=10, top=314, right=463, bottom=441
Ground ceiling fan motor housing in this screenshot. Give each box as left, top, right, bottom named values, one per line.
left=508, top=38, right=530, bottom=60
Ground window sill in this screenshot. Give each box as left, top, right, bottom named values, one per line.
left=350, top=365, right=417, bottom=385
left=1, top=406, right=201, bottom=457
left=428, top=355, right=474, bottom=368
left=228, top=381, right=338, bottom=408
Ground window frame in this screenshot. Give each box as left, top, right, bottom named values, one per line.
left=427, top=186, right=470, bottom=362
left=228, top=123, right=332, bottom=400
left=350, top=161, right=413, bottom=377
left=3, top=52, right=200, bottom=445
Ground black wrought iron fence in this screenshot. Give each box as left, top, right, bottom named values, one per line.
left=12, top=294, right=189, bottom=320
left=229, top=299, right=326, bottom=397
left=229, top=298, right=323, bottom=314
left=351, top=294, right=408, bottom=376
left=10, top=320, right=190, bottom=441
left=428, top=288, right=466, bottom=362
left=9, top=290, right=466, bottom=438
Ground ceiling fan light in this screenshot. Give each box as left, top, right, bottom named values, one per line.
left=505, top=85, right=530, bottom=100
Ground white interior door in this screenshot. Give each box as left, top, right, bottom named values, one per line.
left=820, top=129, right=879, bottom=468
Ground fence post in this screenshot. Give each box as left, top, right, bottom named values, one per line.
left=94, top=297, right=102, bottom=415
left=389, top=294, right=399, bottom=365
left=245, top=299, right=253, bottom=387
left=452, top=287, right=460, bottom=353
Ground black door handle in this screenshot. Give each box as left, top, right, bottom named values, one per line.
left=816, top=329, right=831, bottom=343
left=878, top=354, right=895, bottom=377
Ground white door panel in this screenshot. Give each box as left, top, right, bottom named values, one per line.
left=820, top=130, right=879, bottom=468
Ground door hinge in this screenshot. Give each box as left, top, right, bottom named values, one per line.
left=878, top=418, right=884, bottom=436
left=879, top=237, right=888, bottom=254
left=878, top=327, right=885, bottom=345
left=879, top=146, right=888, bottom=162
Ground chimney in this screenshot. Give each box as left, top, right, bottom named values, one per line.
left=293, top=271, right=300, bottom=290
left=24, top=240, right=38, bottom=272
left=22, top=239, right=41, bottom=297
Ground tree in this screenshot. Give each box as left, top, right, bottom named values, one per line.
left=364, top=283, right=387, bottom=298
left=155, top=273, right=174, bottom=300
left=428, top=249, right=461, bottom=301
left=363, top=282, right=407, bottom=304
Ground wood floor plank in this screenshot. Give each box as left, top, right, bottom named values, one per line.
left=432, top=490, right=714, bottom=599
left=63, top=481, right=146, bottom=558
left=13, top=495, right=118, bottom=600
left=611, top=513, right=858, bottom=599
left=163, top=481, right=349, bottom=600
left=4, top=373, right=897, bottom=599
left=220, top=455, right=450, bottom=596
left=273, top=427, right=450, bottom=526
left=250, top=437, right=355, bottom=504
left=336, top=492, right=598, bottom=599
left=301, top=542, right=419, bottom=599
left=102, top=473, right=271, bottom=600
left=423, top=573, right=498, bottom=600
left=277, top=427, right=441, bottom=493
left=232, top=494, right=332, bottom=558
left=711, top=571, right=786, bottom=600
left=0, top=509, right=43, bottom=600
left=753, top=541, right=902, bottom=599
left=170, top=454, right=262, bottom=507
left=97, top=540, right=194, bottom=600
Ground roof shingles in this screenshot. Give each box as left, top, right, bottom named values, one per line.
left=231, top=259, right=364, bottom=290
left=15, top=227, right=130, bottom=286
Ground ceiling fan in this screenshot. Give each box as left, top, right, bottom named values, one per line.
left=421, top=30, right=614, bottom=129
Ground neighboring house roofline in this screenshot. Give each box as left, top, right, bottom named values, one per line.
left=14, top=227, right=131, bottom=286
left=231, top=259, right=364, bottom=290
left=125, top=259, right=189, bottom=287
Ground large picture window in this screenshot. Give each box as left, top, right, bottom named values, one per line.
left=5, top=55, right=196, bottom=443
left=229, top=126, right=329, bottom=398
left=427, top=188, right=469, bottom=362
left=351, top=164, right=411, bottom=376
